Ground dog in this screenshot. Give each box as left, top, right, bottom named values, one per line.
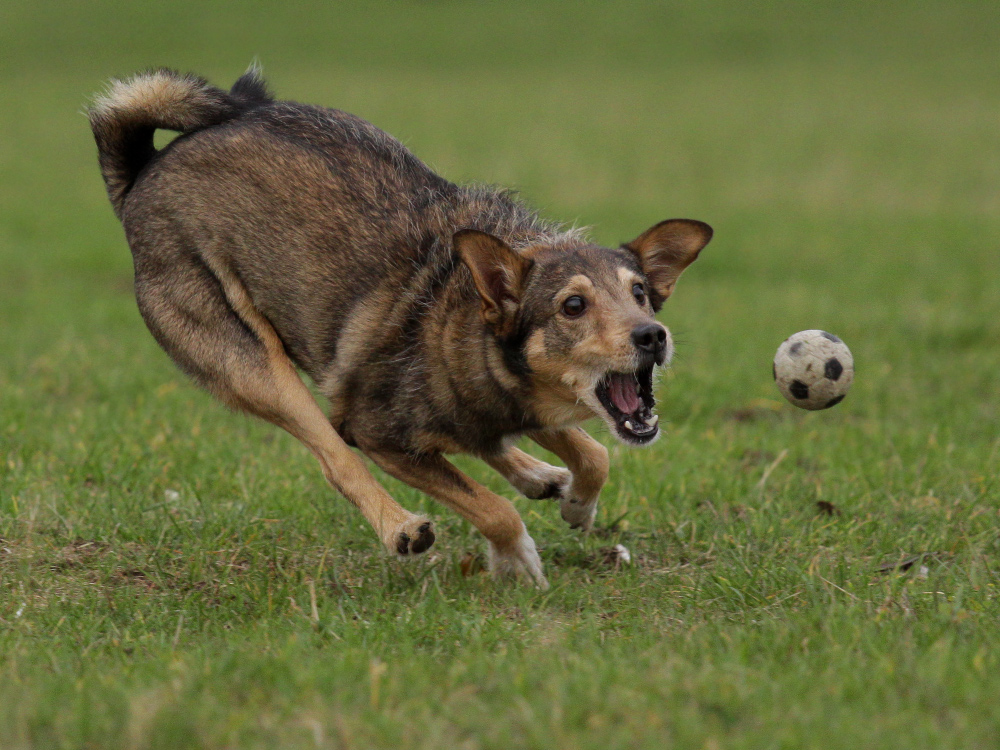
left=89, top=68, right=712, bottom=587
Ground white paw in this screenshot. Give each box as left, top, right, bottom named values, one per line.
left=488, top=527, right=548, bottom=589
left=560, top=494, right=598, bottom=531
left=516, top=464, right=571, bottom=501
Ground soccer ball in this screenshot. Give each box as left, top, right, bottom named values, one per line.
left=773, top=330, right=854, bottom=410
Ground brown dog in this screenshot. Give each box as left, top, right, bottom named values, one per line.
left=89, top=68, right=712, bottom=587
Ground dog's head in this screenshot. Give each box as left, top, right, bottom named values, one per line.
left=455, top=219, right=712, bottom=445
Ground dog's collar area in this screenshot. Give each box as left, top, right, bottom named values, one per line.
left=595, top=367, right=659, bottom=444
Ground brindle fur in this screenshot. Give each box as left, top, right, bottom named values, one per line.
left=89, top=68, right=712, bottom=586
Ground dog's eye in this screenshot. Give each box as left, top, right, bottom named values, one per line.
left=562, top=296, right=586, bottom=317
left=632, top=283, right=646, bottom=306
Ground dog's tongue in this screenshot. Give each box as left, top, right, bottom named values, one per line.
left=608, top=373, right=640, bottom=414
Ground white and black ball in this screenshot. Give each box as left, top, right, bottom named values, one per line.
left=773, top=330, right=853, bottom=410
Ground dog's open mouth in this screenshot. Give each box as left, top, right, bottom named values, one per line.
left=595, top=366, right=659, bottom=444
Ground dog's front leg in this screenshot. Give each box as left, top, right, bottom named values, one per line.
left=485, top=445, right=571, bottom=501
left=364, top=449, right=548, bottom=588
left=530, top=428, right=609, bottom=531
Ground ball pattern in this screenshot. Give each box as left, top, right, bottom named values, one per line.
left=824, top=358, right=843, bottom=381
left=773, top=330, right=854, bottom=410
left=789, top=380, right=810, bottom=400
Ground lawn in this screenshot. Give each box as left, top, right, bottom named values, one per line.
left=1, top=1, right=998, bottom=748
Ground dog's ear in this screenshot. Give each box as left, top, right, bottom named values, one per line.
left=454, top=229, right=533, bottom=336
left=624, top=219, right=713, bottom=311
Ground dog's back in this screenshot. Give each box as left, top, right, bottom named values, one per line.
left=91, top=68, right=467, bottom=378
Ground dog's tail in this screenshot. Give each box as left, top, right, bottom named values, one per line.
left=88, top=67, right=272, bottom=217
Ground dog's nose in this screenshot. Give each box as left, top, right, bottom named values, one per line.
left=631, top=323, right=667, bottom=354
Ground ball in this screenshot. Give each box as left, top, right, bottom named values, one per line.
left=773, top=330, right=854, bottom=410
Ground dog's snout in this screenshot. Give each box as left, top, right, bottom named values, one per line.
left=632, top=323, right=671, bottom=366
left=631, top=323, right=666, bottom=354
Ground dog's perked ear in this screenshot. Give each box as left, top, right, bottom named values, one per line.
left=624, top=219, right=713, bottom=311
left=454, top=229, right=533, bottom=336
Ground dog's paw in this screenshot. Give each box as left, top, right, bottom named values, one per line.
left=520, top=465, right=572, bottom=500
left=487, top=530, right=548, bottom=589
left=560, top=496, right=598, bottom=531
left=393, top=517, right=436, bottom=556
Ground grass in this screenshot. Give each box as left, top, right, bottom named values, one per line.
left=2, top=1, right=999, bottom=747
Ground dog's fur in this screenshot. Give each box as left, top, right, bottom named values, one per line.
left=89, top=68, right=712, bottom=586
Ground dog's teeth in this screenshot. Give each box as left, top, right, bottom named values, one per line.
left=624, top=420, right=633, bottom=432
left=648, top=414, right=659, bottom=427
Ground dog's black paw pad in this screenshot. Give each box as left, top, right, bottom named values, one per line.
left=534, top=481, right=563, bottom=500
left=410, top=524, right=435, bottom=554
left=396, top=522, right=435, bottom=556
left=396, top=533, right=411, bottom=555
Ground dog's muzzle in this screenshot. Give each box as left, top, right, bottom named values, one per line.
left=631, top=323, right=670, bottom=366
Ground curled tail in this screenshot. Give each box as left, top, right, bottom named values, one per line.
left=88, top=67, right=271, bottom=216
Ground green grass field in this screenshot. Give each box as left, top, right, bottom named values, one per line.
left=2, top=1, right=999, bottom=747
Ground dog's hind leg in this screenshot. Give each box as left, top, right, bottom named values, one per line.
left=133, top=253, right=434, bottom=556
left=529, top=428, right=609, bottom=531
left=363, top=449, right=547, bottom=588
left=485, top=445, right=570, bottom=501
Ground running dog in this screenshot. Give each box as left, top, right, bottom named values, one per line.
left=89, top=68, right=712, bottom=587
